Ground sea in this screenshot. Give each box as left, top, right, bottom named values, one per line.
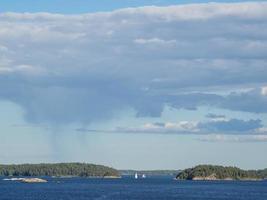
left=0, top=176, right=267, bottom=200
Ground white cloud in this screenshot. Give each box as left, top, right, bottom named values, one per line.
left=0, top=2, right=267, bottom=125
left=0, top=45, right=8, bottom=52
left=113, top=2, right=267, bottom=21
left=0, top=64, right=44, bottom=75
left=79, top=118, right=265, bottom=135
left=261, top=86, right=267, bottom=96
left=134, top=38, right=177, bottom=45
left=0, top=67, right=13, bottom=74
left=257, top=127, right=267, bottom=134
left=114, top=120, right=199, bottom=134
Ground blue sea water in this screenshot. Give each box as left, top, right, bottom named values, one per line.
left=0, top=176, right=267, bottom=200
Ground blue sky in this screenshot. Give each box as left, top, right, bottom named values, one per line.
left=0, top=1, right=267, bottom=170
left=0, top=0, right=266, bottom=13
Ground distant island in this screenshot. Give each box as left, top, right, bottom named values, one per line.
left=0, top=163, right=120, bottom=178
left=120, top=170, right=180, bottom=176
left=176, top=165, right=267, bottom=181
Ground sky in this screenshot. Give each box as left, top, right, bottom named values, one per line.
left=0, top=0, right=267, bottom=170
left=0, top=0, right=265, bottom=13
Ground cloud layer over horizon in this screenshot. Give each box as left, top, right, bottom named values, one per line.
left=77, top=117, right=266, bottom=135
left=0, top=2, right=267, bottom=131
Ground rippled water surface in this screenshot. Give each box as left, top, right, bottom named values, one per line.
left=1, top=176, right=267, bottom=200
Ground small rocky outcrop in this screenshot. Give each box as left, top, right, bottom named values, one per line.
left=3, top=177, right=47, bottom=183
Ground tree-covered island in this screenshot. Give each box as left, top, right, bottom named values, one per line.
left=0, top=163, right=120, bottom=178
left=176, top=165, right=267, bottom=180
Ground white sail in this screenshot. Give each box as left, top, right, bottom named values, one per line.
left=135, top=173, right=138, bottom=179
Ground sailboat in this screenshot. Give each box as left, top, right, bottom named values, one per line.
left=134, top=173, right=138, bottom=179
left=142, top=174, right=146, bottom=178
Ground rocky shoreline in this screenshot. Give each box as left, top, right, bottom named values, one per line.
left=190, top=177, right=262, bottom=181
left=3, top=178, right=47, bottom=183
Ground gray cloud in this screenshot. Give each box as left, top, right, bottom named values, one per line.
left=198, top=119, right=263, bottom=133
left=0, top=2, right=267, bottom=125
left=77, top=118, right=266, bottom=135
left=206, top=113, right=226, bottom=119
left=220, top=89, right=267, bottom=113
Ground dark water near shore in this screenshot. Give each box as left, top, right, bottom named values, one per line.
left=1, top=176, right=267, bottom=200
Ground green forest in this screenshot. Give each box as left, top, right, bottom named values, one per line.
left=176, top=165, right=267, bottom=180
left=0, top=163, right=119, bottom=177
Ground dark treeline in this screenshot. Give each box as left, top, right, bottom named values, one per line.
left=176, top=165, right=267, bottom=180
left=0, top=163, right=119, bottom=177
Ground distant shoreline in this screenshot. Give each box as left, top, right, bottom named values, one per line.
left=176, top=165, right=267, bottom=181
left=119, top=170, right=180, bottom=176
left=1, top=163, right=266, bottom=181
left=0, top=163, right=120, bottom=178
